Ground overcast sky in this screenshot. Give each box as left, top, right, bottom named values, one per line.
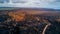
left=0, top=0, right=60, bottom=9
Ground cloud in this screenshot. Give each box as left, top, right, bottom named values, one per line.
left=12, top=0, right=28, bottom=3
left=0, top=0, right=60, bottom=9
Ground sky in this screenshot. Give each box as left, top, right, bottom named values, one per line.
left=0, top=0, right=60, bottom=9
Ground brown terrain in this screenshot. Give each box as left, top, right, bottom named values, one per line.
left=0, top=9, right=60, bottom=34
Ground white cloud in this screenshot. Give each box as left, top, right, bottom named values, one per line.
left=0, top=0, right=60, bottom=9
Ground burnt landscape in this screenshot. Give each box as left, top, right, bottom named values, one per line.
left=0, top=9, right=60, bottom=34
